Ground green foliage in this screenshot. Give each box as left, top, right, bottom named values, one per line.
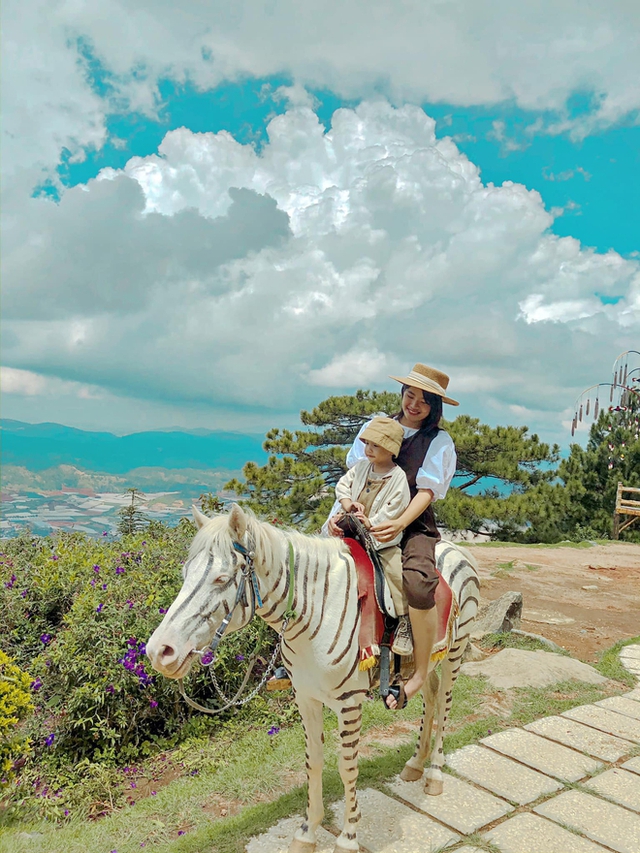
left=226, top=390, right=400, bottom=530
left=226, top=390, right=560, bottom=536
left=0, top=651, right=34, bottom=785
left=117, top=488, right=148, bottom=536
left=0, top=527, right=282, bottom=785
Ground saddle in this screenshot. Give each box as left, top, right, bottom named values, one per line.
left=340, top=514, right=458, bottom=685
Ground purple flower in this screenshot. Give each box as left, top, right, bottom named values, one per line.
left=20, top=589, right=28, bottom=598
left=126, top=600, right=134, bottom=609
left=31, top=677, right=42, bottom=692
left=96, top=603, right=104, bottom=613
left=93, top=565, right=100, bottom=573
left=102, top=531, right=108, bottom=536
left=178, top=831, right=185, bottom=836
left=52, top=555, right=59, bottom=561
left=151, top=791, right=156, bottom=796
left=90, top=579, right=96, bottom=587
left=64, top=809, right=70, bottom=816
left=127, top=637, right=137, bottom=647
left=130, top=781, right=136, bottom=788
left=115, top=566, right=125, bottom=575
left=106, top=684, right=115, bottom=694
left=200, top=651, right=214, bottom=666
left=102, top=583, right=107, bottom=590
left=40, top=633, right=52, bottom=645
left=45, top=733, right=55, bottom=747
left=158, top=607, right=167, bottom=614
left=235, top=654, right=245, bottom=661
left=149, top=699, right=158, bottom=708
left=267, top=726, right=280, bottom=736
left=4, top=574, right=16, bottom=589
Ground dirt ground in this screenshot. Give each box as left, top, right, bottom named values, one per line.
left=469, top=541, right=640, bottom=661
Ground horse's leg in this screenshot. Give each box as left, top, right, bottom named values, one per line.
left=289, top=696, right=325, bottom=853
left=400, top=668, right=439, bottom=782
left=333, top=701, right=363, bottom=853
left=425, top=635, right=469, bottom=795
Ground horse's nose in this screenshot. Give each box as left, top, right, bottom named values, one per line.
left=146, top=632, right=179, bottom=672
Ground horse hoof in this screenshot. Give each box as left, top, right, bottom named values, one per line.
left=333, top=839, right=359, bottom=852
left=424, top=776, right=444, bottom=796
left=288, top=839, right=317, bottom=853
left=400, top=765, right=423, bottom=782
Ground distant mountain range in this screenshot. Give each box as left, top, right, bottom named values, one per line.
left=0, top=419, right=268, bottom=474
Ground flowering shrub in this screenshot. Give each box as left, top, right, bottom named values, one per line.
left=0, top=525, right=279, bottom=769
left=0, top=649, right=34, bottom=785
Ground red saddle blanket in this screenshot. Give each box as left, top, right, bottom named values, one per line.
left=344, top=537, right=458, bottom=670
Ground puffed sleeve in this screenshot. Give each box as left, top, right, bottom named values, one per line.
left=415, top=431, right=457, bottom=501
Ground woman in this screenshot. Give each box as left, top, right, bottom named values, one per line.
left=328, top=363, right=458, bottom=709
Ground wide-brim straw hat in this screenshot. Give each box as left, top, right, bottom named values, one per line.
left=361, top=416, right=404, bottom=456
left=390, top=363, right=459, bottom=406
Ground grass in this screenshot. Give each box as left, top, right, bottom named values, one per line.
left=1, top=639, right=635, bottom=853
left=477, top=631, right=569, bottom=654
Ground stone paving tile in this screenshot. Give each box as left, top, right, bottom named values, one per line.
left=620, top=645, right=640, bottom=661
left=623, top=688, right=640, bottom=701
left=389, top=772, right=513, bottom=834
left=622, top=756, right=640, bottom=775
left=596, top=695, right=640, bottom=720
left=332, top=788, right=459, bottom=852
left=484, top=812, right=610, bottom=853
left=622, top=660, right=640, bottom=674
left=245, top=816, right=336, bottom=853
left=563, top=703, right=640, bottom=742
left=524, top=714, right=633, bottom=762
left=585, top=767, right=640, bottom=813
left=446, top=744, right=561, bottom=805
left=534, top=789, right=640, bottom=853
left=480, top=728, right=601, bottom=781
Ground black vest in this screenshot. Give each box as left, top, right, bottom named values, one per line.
left=395, top=424, right=441, bottom=540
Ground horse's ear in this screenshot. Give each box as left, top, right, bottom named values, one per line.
left=228, top=503, right=247, bottom=540
left=192, top=505, right=210, bottom=529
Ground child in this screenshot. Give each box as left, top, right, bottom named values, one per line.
left=326, top=416, right=413, bottom=655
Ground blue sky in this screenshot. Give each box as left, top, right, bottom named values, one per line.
left=47, top=75, right=640, bottom=259
left=3, top=3, right=639, bottom=447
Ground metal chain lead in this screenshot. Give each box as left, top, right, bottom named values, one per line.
left=208, top=617, right=289, bottom=707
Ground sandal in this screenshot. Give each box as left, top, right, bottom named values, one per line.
left=382, top=675, right=407, bottom=710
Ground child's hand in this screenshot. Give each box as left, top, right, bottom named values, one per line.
left=348, top=501, right=366, bottom=514
left=327, top=514, right=345, bottom=537
left=353, top=510, right=372, bottom=529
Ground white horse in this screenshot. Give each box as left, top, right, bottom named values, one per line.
left=147, top=505, right=479, bottom=853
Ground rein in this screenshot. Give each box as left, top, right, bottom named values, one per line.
left=178, top=539, right=297, bottom=715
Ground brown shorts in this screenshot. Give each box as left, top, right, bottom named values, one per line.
left=401, top=530, right=439, bottom=610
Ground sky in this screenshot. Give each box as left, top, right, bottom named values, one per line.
left=2, top=1, right=639, bottom=448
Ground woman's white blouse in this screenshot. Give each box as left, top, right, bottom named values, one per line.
left=346, top=420, right=457, bottom=502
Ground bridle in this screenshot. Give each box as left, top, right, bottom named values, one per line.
left=178, top=539, right=297, bottom=715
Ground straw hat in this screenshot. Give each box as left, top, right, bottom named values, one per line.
left=390, top=363, right=459, bottom=406
left=360, top=417, right=404, bottom=456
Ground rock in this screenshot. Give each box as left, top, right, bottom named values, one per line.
left=471, top=591, right=523, bottom=639
left=462, top=642, right=490, bottom=662
left=461, top=648, right=608, bottom=690
left=582, top=585, right=598, bottom=591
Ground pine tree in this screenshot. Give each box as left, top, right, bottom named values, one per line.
left=226, top=390, right=559, bottom=536
left=117, top=488, right=148, bottom=536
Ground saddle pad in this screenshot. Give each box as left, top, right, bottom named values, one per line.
left=344, top=538, right=458, bottom=667
left=344, top=538, right=384, bottom=670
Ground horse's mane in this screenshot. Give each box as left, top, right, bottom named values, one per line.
left=188, top=509, right=345, bottom=567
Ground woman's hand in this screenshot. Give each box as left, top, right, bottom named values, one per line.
left=370, top=518, right=404, bottom=543
left=327, top=514, right=344, bottom=537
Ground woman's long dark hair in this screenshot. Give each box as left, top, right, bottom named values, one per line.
left=396, top=385, right=443, bottom=432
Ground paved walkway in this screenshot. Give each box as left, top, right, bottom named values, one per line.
left=247, top=645, right=640, bottom=853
